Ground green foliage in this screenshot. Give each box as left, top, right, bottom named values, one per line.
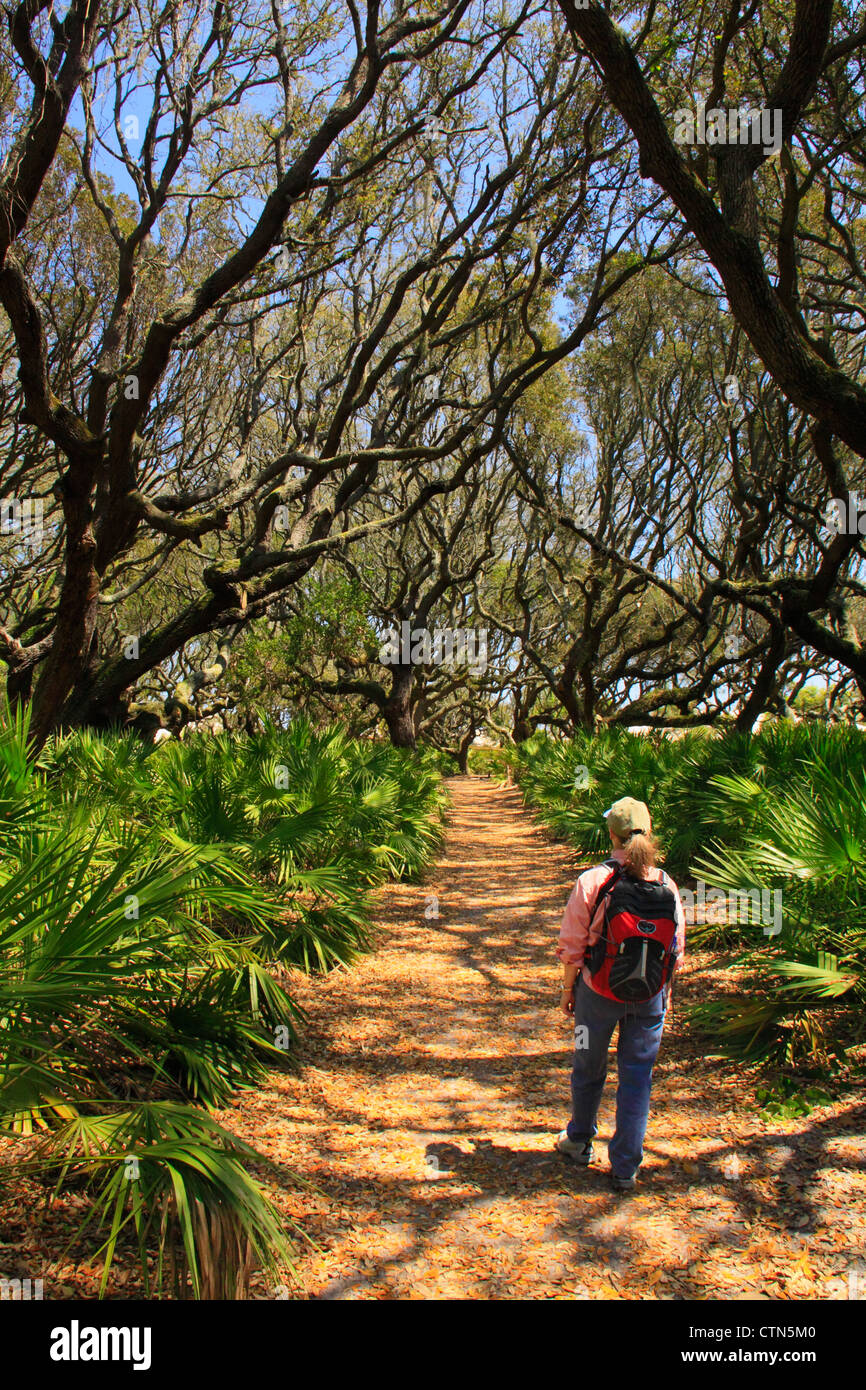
left=754, top=1078, right=833, bottom=1120
left=0, top=711, right=445, bottom=1296
left=230, top=573, right=377, bottom=725
left=418, top=743, right=461, bottom=775
left=39, top=1104, right=302, bottom=1300
left=513, top=727, right=719, bottom=877
left=466, top=745, right=513, bottom=778
left=689, top=752, right=866, bottom=1072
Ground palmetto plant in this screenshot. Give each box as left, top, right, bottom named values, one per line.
left=0, top=707, right=445, bottom=1296
left=514, top=728, right=701, bottom=873
left=0, top=807, right=302, bottom=1295
left=688, top=757, right=866, bottom=1069
left=36, top=1105, right=303, bottom=1300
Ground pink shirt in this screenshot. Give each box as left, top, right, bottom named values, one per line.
left=557, top=849, right=686, bottom=992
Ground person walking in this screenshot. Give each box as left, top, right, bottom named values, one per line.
left=555, top=796, right=686, bottom=1191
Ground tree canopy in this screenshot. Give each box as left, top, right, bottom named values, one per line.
left=1, top=0, right=864, bottom=746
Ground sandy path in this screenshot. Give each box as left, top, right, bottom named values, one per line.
left=228, top=776, right=866, bottom=1301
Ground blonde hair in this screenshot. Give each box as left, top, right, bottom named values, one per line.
left=618, top=829, right=660, bottom=878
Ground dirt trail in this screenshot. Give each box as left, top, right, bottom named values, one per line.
left=232, top=776, right=866, bottom=1300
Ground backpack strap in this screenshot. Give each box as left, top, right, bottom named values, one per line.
left=591, top=858, right=622, bottom=902
left=581, top=859, right=624, bottom=966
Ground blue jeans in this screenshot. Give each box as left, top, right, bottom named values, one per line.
left=566, top=976, right=668, bottom=1179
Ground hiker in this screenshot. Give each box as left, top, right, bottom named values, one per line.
left=555, top=797, right=686, bottom=1191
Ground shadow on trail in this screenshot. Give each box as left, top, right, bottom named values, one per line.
left=240, top=776, right=865, bottom=1300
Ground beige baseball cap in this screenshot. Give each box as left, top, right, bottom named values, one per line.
left=603, top=796, right=652, bottom=839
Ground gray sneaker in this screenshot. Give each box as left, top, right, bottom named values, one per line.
left=610, top=1171, right=637, bottom=1192
left=555, top=1131, right=593, bottom=1165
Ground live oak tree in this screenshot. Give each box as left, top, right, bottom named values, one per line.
left=5, top=1, right=862, bottom=745
left=554, top=0, right=866, bottom=682
left=277, top=464, right=513, bottom=748
left=502, top=260, right=858, bottom=729
left=2, top=0, right=627, bottom=743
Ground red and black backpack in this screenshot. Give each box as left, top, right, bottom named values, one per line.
left=584, top=859, right=678, bottom=1002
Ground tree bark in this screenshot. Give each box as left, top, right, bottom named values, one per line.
left=733, top=627, right=788, bottom=732
left=382, top=666, right=417, bottom=749
left=555, top=0, right=866, bottom=460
